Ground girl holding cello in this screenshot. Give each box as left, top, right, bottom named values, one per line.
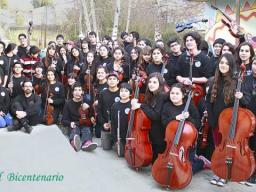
left=206, top=53, right=245, bottom=186
left=131, top=72, right=168, bottom=163
left=161, top=83, right=210, bottom=167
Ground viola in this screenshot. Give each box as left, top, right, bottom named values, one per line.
left=192, top=84, right=205, bottom=107
left=152, top=90, right=197, bottom=189
left=34, top=84, right=42, bottom=95
left=125, top=81, right=153, bottom=168
left=79, top=105, right=93, bottom=127
left=45, top=103, right=54, bottom=125
left=211, top=64, right=255, bottom=182
left=83, top=66, right=94, bottom=94
left=44, top=88, right=54, bottom=125
left=198, top=110, right=209, bottom=149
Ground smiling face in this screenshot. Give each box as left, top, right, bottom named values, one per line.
left=170, top=87, right=183, bottom=105
left=219, top=56, right=230, bottom=74
left=148, top=77, right=159, bottom=93
left=185, top=36, right=197, bottom=50
left=96, top=68, right=107, bottom=81
left=120, top=88, right=130, bottom=100
left=239, top=45, right=251, bottom=63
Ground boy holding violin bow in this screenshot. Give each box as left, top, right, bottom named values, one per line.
left=62, top=82, right=97, bottom=152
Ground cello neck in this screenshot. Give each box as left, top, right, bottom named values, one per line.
left=126, top=81, right=140, bottom=138
left=229, top=65, right=245, bottom=139
left=173, top=90, right=193, bottom=145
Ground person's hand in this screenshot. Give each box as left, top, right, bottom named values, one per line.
left=176, top=112, right=189, bottom=121
left=235, top=91, right=243, bottom=99
left=0, top=111, right=5, bottom=116
left=131, top=98, right=140, bottom=110
left=182, top=78, right=192, bottom=86
left=82, top=103, right=89, bottom=110
left=70, top=122, right=77, bottom=129
left=48, top=98, right=54, bottom=104
left=91, top=117, right=96, bottom=125
left=16, top=111, right=27, bottom=119
left=103, top=123, right=111, bottom=130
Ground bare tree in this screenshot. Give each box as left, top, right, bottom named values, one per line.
left=80, top=0, right=92, bottom=34
left=90, top=0, right=99, bottom=40
left=112, top=0, right=120, bottom=40
left=125, top=0, right=132, bottom=32
left=77, top=0, right=83, bottom=35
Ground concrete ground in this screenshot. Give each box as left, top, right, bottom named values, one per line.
left=0, top=125, right=254, bottom=192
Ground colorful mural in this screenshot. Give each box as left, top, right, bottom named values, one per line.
left=205, top=0, right=256, bottom=48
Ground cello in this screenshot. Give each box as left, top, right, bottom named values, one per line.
left=151, top=90, right=197, bottom=189
left=124, top=81, right=153, bottom=168
left=211, top=64, right=255, bottom=182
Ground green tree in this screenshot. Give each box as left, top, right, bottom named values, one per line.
left=0, top=0, right=8, bottom=9
left=32, top=0, right=53, bottom=8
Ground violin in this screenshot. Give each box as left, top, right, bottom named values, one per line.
left=192, top=84, right=205, bottom=107
left=188, top=54, right=205, bottom=107
left=83, top=65, right=94, bottom=94
left=124, top=81, right=153, bottom=168
left=211, top=64, right=255, bottom=182
left=152, top=90, right=197, bottom=189
left=198, top=110, right=209, bottom=149
left=44, top=85, right=54, bottom=125
left=79, top=105, right=93, bottom=127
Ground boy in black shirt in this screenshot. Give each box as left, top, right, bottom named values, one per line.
left=97, top=72, right=120, bottom=150
left=62, top=83, right=97, bottom=152
left=111, top=83, right=132, bottom=157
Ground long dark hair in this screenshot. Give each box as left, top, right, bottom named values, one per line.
left=45, top=45, right=58, bottom=68
left=144, top=72, right=164, bottom=105
left=236, top=42, right=255, bottom=65
left=210, top=53, right=237, bottom=104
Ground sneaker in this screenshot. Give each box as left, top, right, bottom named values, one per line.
left=23, top=123, right=32, bottom=134
left=210, top=175, right=220, bottom=185
left=198, top=155, right=211, bottom=169
left=71, top=135, right=81, bottom=152
left=245, top=177, right=256, bottom=187
left=81, top=141, right=98, bottom=152
left=217, top=178, right=226, bottom=187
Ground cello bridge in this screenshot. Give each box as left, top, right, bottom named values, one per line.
left=226, top=144, right=237, bottom=149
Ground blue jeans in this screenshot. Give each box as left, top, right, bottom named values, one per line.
left=0, top=113, right=13, bottom=128
left=69, top=126, right=92, bottom=144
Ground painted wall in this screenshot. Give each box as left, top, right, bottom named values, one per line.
left=205, top=0, right=256, bottom=48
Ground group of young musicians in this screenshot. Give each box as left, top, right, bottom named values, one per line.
left=0, top=27, right=255, bottom=189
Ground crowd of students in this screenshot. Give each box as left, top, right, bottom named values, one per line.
left=0, top=28, right=255, bottom=187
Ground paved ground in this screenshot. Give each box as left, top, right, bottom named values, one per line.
left=0, top=125, right=254, bottom=192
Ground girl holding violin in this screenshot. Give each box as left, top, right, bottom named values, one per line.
left=95, top=45, right=112, bottom=69
left=42, top=45, right=63, bottom=80
left=33, top=62, right=45, bottom=95
left=62, top=82, right=97, bottom=152
left=131, top=72, right=168, bottom=163
left=206, top=53, right=245, bottom=186
left=41, top=68, right=65, bottom=124
left=161, top=83, right=210, bottom=173
left=107, top=47, right=129, bottom=83
left=67, top=47, right=85, bottom=77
